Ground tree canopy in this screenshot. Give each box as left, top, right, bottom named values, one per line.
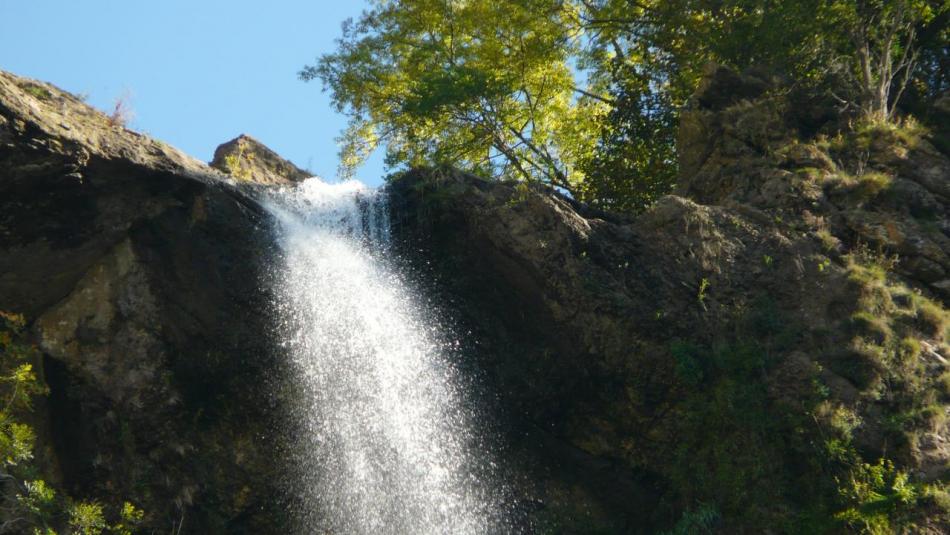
left=306, top=0, right=949, bottom=213
left=303, top=0, right=598, bottom=191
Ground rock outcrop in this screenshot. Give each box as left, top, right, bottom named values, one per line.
left=677, top=65, right=950, bottom=301
left=2, top=64, right=948, bottom=534
left=388, top=68, right=950, bottom=532
left=0, top=71, right=290, bottom=532
left=210, top=134, right=311, bottom=185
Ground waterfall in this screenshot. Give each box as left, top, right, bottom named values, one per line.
left=265, top=178, right=509, bottom=534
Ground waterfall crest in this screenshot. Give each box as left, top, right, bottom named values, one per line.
left=265, top=178, right=507, bottom=534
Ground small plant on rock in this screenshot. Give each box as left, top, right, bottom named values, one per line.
left=107, top=92, right=134, bottom=127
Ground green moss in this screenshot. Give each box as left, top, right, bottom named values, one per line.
left=845, top=250, right=899, bottom=316
left=816, top=230, right=839, bottom=252
left=20, top=83, right=52, bottom=100
left=852, top=171, right=893, bottom=200
left=921, top=484, right=950, bottom=515
left=856, top=117, right=927, bottom=150
left=830, top=341, right=886, bottom=390
left=831, top=117, right=927, bottom=156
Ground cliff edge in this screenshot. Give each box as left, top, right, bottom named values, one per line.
left=389, top=67, right=950, bottom=532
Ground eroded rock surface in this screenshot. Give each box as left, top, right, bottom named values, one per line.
left=210, top=134, right=311, bottom=185
left=2, top=64, right=948, bottom=534
left=388, top=68, right=950, bottom=532
left=0, top=70, right=289, bottom=533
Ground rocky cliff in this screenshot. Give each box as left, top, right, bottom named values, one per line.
left=0, top=71, right=288, bottom=532
left=387, top=67, right=950, bottom=532
left=1, top=66, right=949, bottom=534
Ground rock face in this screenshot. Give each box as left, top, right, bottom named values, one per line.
left=2, top=65, right=949, bottom=534
left=210, top=134, right=311, bottom=185
left=677, top=65, right=950, bottom=300
left=0, top=71, right=291, bottom=532
left=388, top=69, right=950, bottom=531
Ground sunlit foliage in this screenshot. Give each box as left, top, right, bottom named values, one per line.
left=307, top=0, right=948, bottom=213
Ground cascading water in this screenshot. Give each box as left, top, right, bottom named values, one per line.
left=265, top=178, right=510, bottom=534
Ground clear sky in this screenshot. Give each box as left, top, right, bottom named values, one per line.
left=0, top=0, right=386, bottom=185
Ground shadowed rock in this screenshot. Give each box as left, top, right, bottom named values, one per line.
left=0, top=70, right=288, bottom=533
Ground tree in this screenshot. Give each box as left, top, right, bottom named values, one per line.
left=577, top=63, right=679, bottom=212
left=303, top=0, right=604, bottom=192
left=574, top=0, right=827, bottom=210
left=827, top=0, right=939, bottom=121
left=308, top=0, right=947, bottom=214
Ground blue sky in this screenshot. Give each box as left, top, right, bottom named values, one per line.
left=0, top=0, right=386, bottom=185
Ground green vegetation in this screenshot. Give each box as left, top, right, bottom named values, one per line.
left=222, top=140, right=255, bottom=181
left=666, top=339, right=797, bottom=529
left=659, top=503, right=720, bottom=535
left=307, top=0, right=948, bottom=213
left=696, top=277, right=710, bottom=308
left=20, top=84, right=52, bottom=101
left=661, top=259, right=950, bottom=532
left=0, top=312, right=143, bottom=535
left=835, top=458, right=919, bottom=534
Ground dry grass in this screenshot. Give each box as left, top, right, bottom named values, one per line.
left=107, top=92, right=134, bottom=127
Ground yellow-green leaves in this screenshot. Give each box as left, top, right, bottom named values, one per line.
left=306, top=0, right=946, bottom=207
left=835, top=458, right=919, bottom=534
left=69, top=502, right=107, bottom=535
left=1, top=312, right=46, bottom=468
left=1, top=313, right=146, bottom=533
left=306, top=0, right=597, bottom=189
left=18, top=480, right=57, bottom=519
left=112, top=502, right=145, bottom=535
left=1, top=422, right=35, bottom=466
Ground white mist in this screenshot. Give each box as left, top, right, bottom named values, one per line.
left=265, top=178, right=508, bottom=534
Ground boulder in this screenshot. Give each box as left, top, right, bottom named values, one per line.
left=210, top=134, right=311, bottom=185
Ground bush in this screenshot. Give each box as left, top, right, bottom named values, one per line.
left=0, top=311, right=145, bottom=534
left=914, top=297, right=949, bottom=340
left=835, top=459, right=918, bottom=535
left=70, top=502, right=107, bottom=535
left=660, top=503, right=720, bottom=535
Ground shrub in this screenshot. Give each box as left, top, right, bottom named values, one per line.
left=21, top=84, right=52, bottom=100
left=107, top=93, right=134, bottom=128
left=660, top=503, right=720, bottom=535
left=1, top=311, right=144, bottom=534
left=222, top=140, right=255, bottom=181
left=921, top=484, right=950, bottom=515
left=835, top=458, right=918, bottom=535
left=898, top=337, right=922, bottom=363
left=914, top=297, right=949, bottom=341
left=851, top=171, right=893, bottom=202
left=937, top=371, right=950, bottom=399
left=69, top=501, right=107, bottom=535
left=849, top=312, right=892, bottom=345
